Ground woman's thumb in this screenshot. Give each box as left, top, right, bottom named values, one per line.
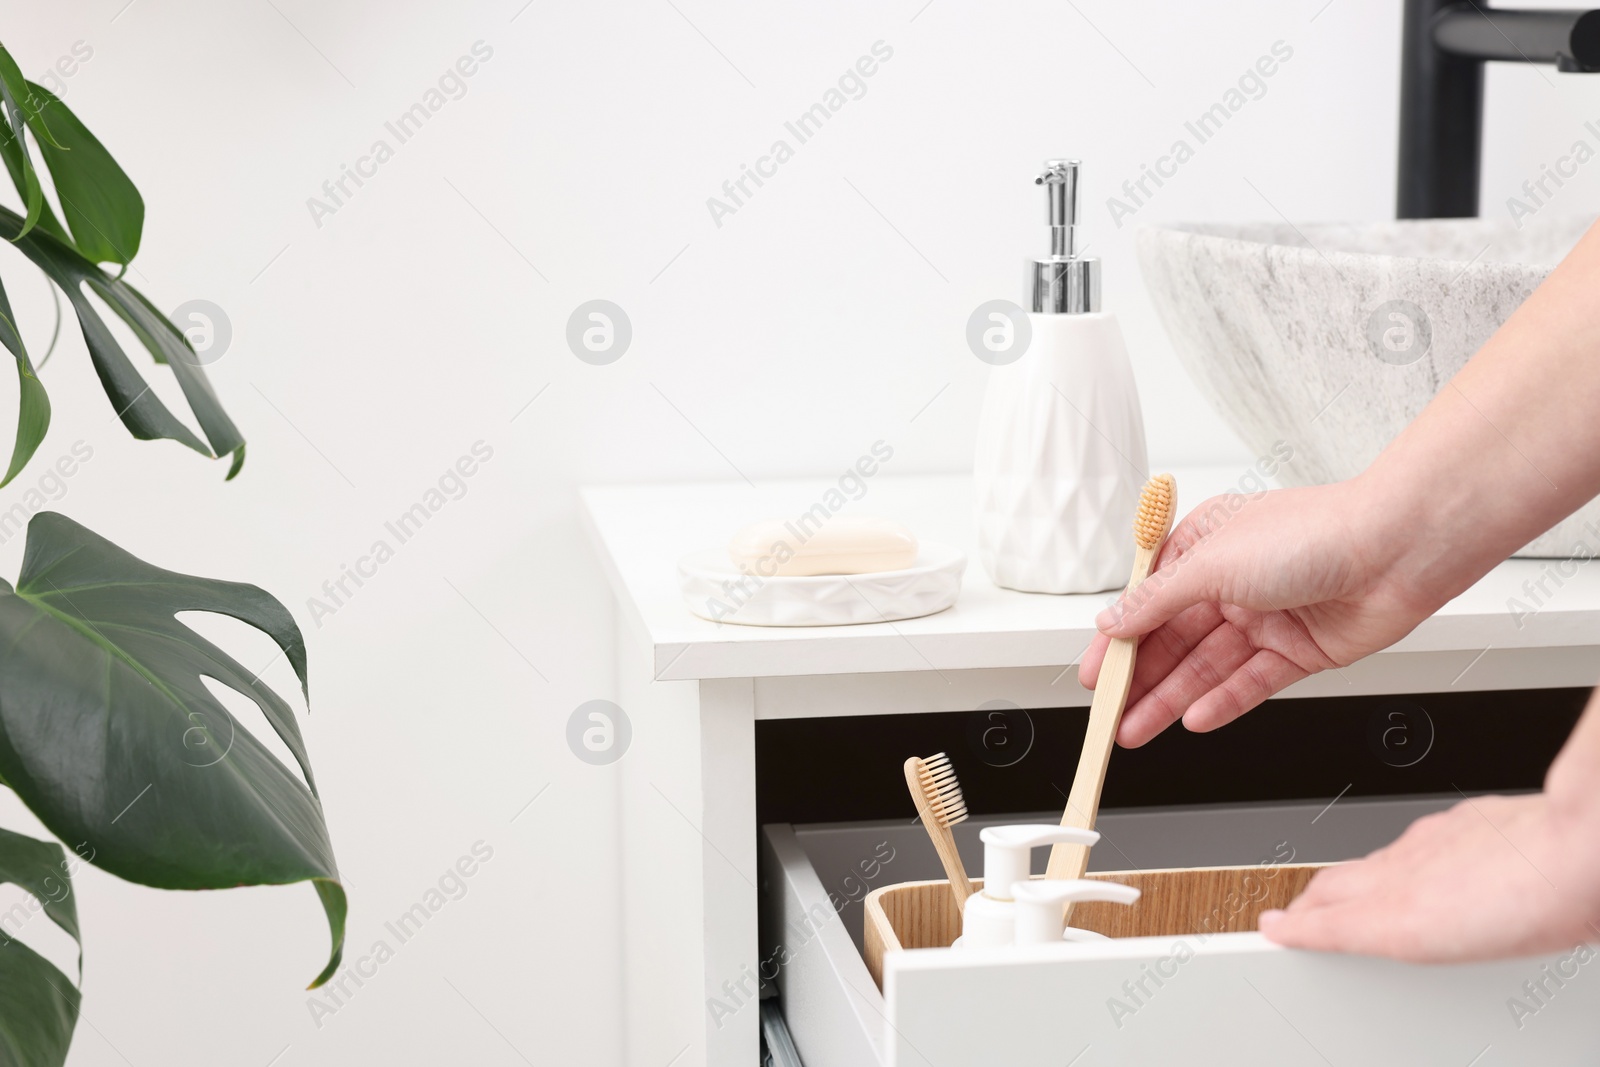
left=1095, top=554, right=1209, bottom=637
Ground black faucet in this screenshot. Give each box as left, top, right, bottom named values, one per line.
left=1398, top=0, right=1600, bottom=218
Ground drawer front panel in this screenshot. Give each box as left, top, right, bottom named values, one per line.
left=887, top=936, right=1597, bottom=1066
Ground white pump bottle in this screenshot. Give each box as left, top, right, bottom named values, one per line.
left=974, top=159, right=1149, bottom=594
left=959, top=824, right=1101, bottom=949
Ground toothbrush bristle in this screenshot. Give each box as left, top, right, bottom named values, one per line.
left=917, top=752, right=968, bottom=827
left=1132, top=473, right=1176, bottom=550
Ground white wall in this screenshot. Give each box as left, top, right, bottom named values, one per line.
left=1, top=1, right=1599, bottom=1064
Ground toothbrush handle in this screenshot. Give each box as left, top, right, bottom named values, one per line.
left=1045, top=544, right=1159, bottom=898
left=927, top=816, right=973, bottom=909
left=1046, top=637, right=1136, bottom=878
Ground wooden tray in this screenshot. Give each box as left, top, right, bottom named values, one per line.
left=862, top=863, right=1325, bottom=990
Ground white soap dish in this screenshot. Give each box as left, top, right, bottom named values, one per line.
left=677, top=543, right=966, bottom=627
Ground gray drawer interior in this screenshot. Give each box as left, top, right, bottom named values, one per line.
left=784, top=793, right=1461, bottom=954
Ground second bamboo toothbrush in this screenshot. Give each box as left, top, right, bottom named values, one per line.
left=905, top=752, right=973, bottom=908
left=1046, top=473, right=1177, bottom=887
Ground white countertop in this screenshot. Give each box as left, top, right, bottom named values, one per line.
left=581, top=467, right=1600, bottom=683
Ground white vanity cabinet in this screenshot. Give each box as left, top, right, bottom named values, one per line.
left=582, top=468, right=1600, bottom=1067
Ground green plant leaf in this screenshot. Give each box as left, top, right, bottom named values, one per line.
left=0, top=825, right=81, bottom=1067
left=0, top=80, right=42, bottom=241
left=0, top=44, right=69, bottom=247
left=0, top=825, right=81, bottom=964
left=0, top=46, right=62, bottom=150
left=0, top=274, right=51, bottom=488
left=0, top=206, right=245, bottom=473
left=0, top=938, right=77, bottom=1067
left=27, top=84, right=143, bottom=267
left=0, top=512, right=344, bottom=988
left=0, top=114, right=69, bottom=247
left=90, top=277, right=244, bottom=466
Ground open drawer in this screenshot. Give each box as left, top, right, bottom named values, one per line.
left=759, top=797, right=1600, bottom=1066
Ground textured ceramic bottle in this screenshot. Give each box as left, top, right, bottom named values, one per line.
left=974, top=160, right=1149, bottom=594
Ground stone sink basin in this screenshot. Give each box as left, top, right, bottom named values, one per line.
left=1137, top=214, right=1595, bottom=557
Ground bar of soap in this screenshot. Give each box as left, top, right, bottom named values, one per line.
left=729, top=516, right=919, bottom=577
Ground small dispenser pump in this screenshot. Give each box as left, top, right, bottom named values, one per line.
left=959, top=824, right=1100, bottom=949
left=1011, top=879, right=1141, bottom=945
left=1029, top=159, right=1100, bottom=315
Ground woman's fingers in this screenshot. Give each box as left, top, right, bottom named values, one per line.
left=1085, top=602, right=1225, bottom=710
left=1122, top=602, right=1227, bottom=707
left=1259, top=898, right=1392, bottom=955
left=1081, top=602, right=1220, bottom=700
left=1182, top=649, right=1308, bottom=733
left=1115, top=636, right=1307, bottom=747
left=1117, top=620, right=1252, bottom=746
left=1096, top=542, right=1214, bottom=639
left=1084, top=491, right=1331, bottom=745
left=1077, top=631, right=1112, bottom=688
left=1285, top=850, right=1393, bottom=910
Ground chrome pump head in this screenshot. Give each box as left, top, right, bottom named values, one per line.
left=1028, top=159, right=1101, bottom=314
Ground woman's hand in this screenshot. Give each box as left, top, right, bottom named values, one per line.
left=1261, top=790, right=1600, bottom=961
left=1078, top=480, right=1445, bottom=748
left=1265, top=685, right=1600, bottom=961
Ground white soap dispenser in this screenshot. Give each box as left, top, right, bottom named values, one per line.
left=959, top=824, right=1100, bottom=949
left=1012, top=878, right=1141, bottom=944
left=974, top=159, right=1149, bottom=594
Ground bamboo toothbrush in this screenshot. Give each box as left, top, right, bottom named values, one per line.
left=1046, top=474, right=1177, bottom=895
left=904, top=752, right=974, bottom=908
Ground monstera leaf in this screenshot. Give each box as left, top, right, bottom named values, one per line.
left=0, top=205, right=244, bottom=477
left=0, top=46, right=65, bottom=244
left=0, top=826, right=81, bottom=1067
left=0, top=72, right=241, bottom=482
left=25, top=83, right=144, bottom=267
left=0, top=272, right=49, bottom=489
left=0, top=513, right=344, bottom=1005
